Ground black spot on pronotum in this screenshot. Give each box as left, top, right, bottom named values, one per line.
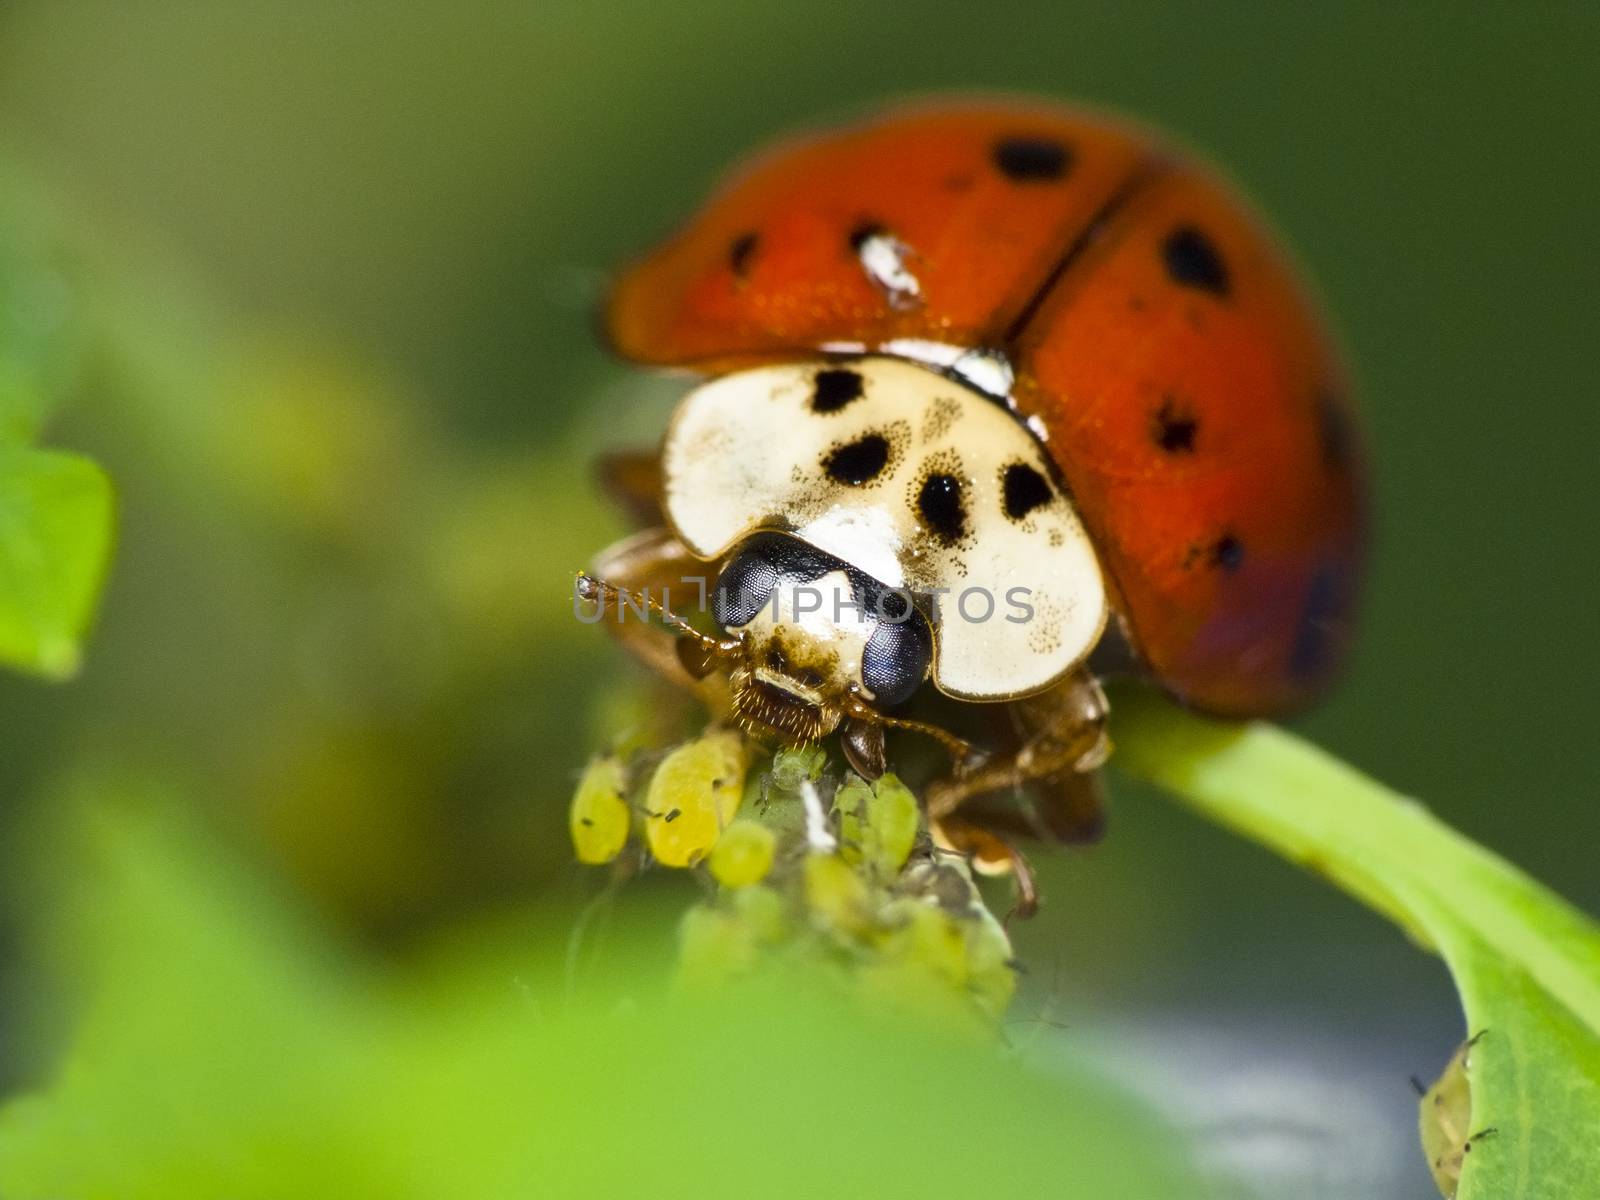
left=823, top=433, right=891, bottom=485
left=848, top=221, right=888, bottom=253
left=1318, top=388, right=1353, bottom=470
left=811, top=367, right=865, bottom=413
left=1002, top=462, right=1052, bottom=520
left=918, top=472, right=967, bottom=543
left=1210, top=533, right=1244, bottom=573
left=729, top=231, right=758, bottom=279
left=1152, top=397, right=1198, bottom=453
left=1162, top=225, right=1229, bottom=296
left=1290, top=564, right=1346, bottom=679
left=992, top=136, right=1073, bottom=182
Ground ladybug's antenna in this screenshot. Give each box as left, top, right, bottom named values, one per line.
left=575, top=573, right=741, bottom=664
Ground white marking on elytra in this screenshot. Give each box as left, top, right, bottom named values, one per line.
left=855, top=230, right=922, bottom=309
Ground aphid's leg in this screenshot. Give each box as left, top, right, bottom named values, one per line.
left=924, top=669, right=1109, bottom=825
left=594, top=450, right=664, bottom=527
left=579, top=526, right=739, bottom=699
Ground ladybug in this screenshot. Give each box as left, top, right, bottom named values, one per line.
left=579, top=100, right=1365, bottom=902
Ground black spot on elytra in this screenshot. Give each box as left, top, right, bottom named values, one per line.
left=849, top=221, right=888, bottom=253
left=1211, top=533, right=1244, bottom=573
left=918, top=472, right=967, bottom=543
left=824, top=433, right=891, bottom=485
left=993, top=136, right=1073, bottom=182
left=1290, top=564, right=1347, bottom=679
left=811, top=367, right=864, bottom=413
left=1002, top=462, right=1052, bottom=520
left=1318, top=389, right=1353, bottom=469
left=1162, top=226, right=1229, bottom=296
left=1153, top=397, right=1198, bottom=453
left=729, top=231, right=758, bottom=279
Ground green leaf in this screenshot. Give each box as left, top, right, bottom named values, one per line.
left=0, top=172, right=87, bottom=444
left=0, top=445, right=115, bottom=678
left=0, top=800, right=1231, bottom=1198
left=1111, top=687, right=1600, bottom=1199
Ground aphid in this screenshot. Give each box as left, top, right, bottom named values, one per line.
left=569, top=755, right=631, bottom=865
left=707, top=819, right=777, bottom=888
left=1417, top=1032, right=1496, bottom=1198
left=641, top=730, right=747, bottom=867
left=580, top=101, right=1365, bottom=899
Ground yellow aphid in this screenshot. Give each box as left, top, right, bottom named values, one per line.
left=569, top=755, right=631, bottom=865
left=835, top=772, right=920, bottom=876
left=803, top=852, right=872, bottom=936
left=644, top=729, right=747, bottom=867
left=709, top=819, right=777, bottom=888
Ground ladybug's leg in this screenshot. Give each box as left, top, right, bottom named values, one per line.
left=1031, top=767, right=1108, bottom=845
left=594, top=450, right=664, bottom=527
left=579, top=526, right=739, bottom=701
left=923, top=669, right=1109, bottom=827
left=931, top=811, right=1040, bottom=920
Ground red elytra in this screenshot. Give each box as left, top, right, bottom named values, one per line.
left=606, top=101, right=1365, bottom=718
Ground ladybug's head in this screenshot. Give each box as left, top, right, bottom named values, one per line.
left=709, top=532, right=933, bottom=752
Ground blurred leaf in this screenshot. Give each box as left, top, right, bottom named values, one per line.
left=0, top=800, right=1231, bottom=1198
left=0, top=163, right=112, bottom=679
left=1112, top=688, right=1600, bottom=1199
left=0, top=445, right=113, bottom=678
left=0, top=172, right=85, bottom=444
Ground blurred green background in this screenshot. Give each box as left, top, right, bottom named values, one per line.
left=0, top=3, right=1595, bottom=1195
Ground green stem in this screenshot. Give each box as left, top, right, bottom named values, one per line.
left=1110, top=686, right=1600, bottom=1199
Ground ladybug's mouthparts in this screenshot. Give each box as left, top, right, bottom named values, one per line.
left=728, top=664, right=836, bottom=744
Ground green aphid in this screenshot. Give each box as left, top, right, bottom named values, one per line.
left=766, top=744, right=827, bottom=799
left=729, top=884, right=789, bottom=944
left=1419, top=1032, right=1494, bottom=1199
left=961, top=907, right=1018, bottom=1019
left=834, top=772, right=919, bottom=877
left=676, top=905, right=760, bottom=991
left=803, top=852, right=873, bottom=938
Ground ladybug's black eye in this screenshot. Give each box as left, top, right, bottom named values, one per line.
left=860, top=611, right=932, bottom=708
left=713, top=548, right=780, bottom=630
left=713, top=532, right=826, bottom=630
